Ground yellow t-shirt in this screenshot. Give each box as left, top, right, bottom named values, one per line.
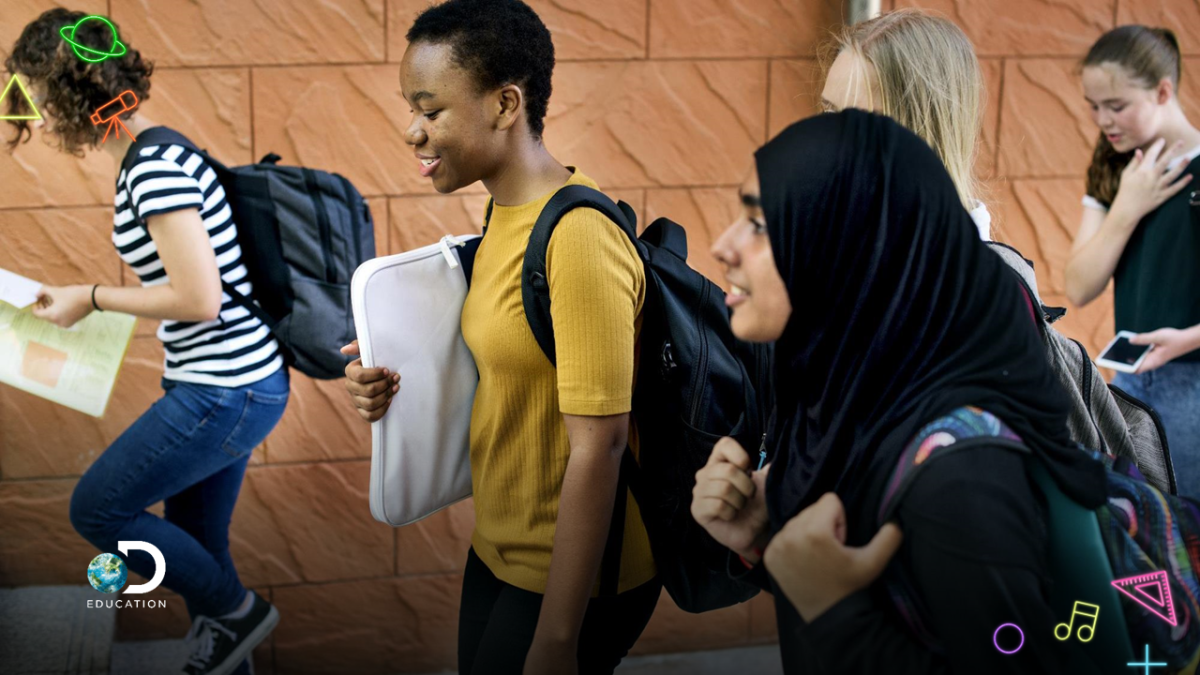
left=460, top=169, right=657, bottom=595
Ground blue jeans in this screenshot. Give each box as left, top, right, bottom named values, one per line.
left=1114, top=361, right=1200, bottom=500
left=70, top=369, right=289, bottom=620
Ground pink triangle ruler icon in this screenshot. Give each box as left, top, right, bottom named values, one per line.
left=1111, top=571, right=1177, bottom=626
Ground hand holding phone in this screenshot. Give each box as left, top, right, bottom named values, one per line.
left=1096, top=331, right=1153, bottom=373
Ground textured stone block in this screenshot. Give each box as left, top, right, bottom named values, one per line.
left=547, top=61, right=767, bottom=188
left=644, top=188, right=739, bottom=289
left=394, top=500, right=475, bottom=576
left=989, top=178, right=1115, bottom=357
left=894, top=0, right=1113, bottom=56
left=252, top=66, right=442, bottom=199
left=768, top=59, right=824, bottom=138
left=112, top=0, right=385, bottom=67
left=1, top=338, right=164, bottom=479
left=979, top=58, right=1002, bottom=180
left=990, top=178, right=1084, bottom=296
left=387, top=0, right=647, bottom=61
left=630, top=589, right=751, bottom=655
left=367, top=196, right=389, bottom=258
left=140, top=68, right=254, bottom=166
left=272, top=574, right=461, bottom=674
left=0, top=207, right=119, bottom=288
left=649, top=0, right=841, bottom=58
left=263, top=372, right=371, bottom=464
left=388, top=194, right=489, bottom=254
left=0, top=477, right=94, bottom=585
left=228, top=461, right=393, bottom=586
left=1118, top=1, right=1200, bottom=56
left=0, top=128, right=112, bottom=209
left=998, top=59, right=1098, bottom=178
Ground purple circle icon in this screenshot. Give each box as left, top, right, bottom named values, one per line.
left=993, top=623, right=1024, bottom=654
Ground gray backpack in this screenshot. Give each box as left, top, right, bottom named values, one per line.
left=988, top=242, right=1176, bottom=494
left=123, top=127, right=375, bottom=379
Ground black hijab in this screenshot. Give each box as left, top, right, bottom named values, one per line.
left=758, top=110, right=1106, bottom=539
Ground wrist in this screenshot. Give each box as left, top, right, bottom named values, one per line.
left=90, top=284, right=103, bottom=312
left=532, top=627, right=579, bottom=649
left=1107, top=200, right=1145, bottom=229
left=738, top=541, right=767, bottom=566
left=1185, top=325, right=1200, bottom=352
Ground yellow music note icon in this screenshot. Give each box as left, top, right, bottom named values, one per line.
left=1054, top=600, right=1100, bottom=643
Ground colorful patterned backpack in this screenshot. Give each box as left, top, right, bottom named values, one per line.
left=878, top=406, right=1200, bottom=673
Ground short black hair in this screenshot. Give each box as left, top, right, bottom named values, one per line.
left=407, top=0, right=555, bottom=138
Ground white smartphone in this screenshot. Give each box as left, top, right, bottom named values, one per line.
left=1096, top=330, right=1153, bottom=373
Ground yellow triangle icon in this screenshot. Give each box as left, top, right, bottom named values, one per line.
left=0, top=74, right=43, bottom=121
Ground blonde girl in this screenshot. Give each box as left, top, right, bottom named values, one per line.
left=819, top=9, right=991, bottom=239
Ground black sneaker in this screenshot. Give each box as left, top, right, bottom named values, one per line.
left=182, top=592, right=279, bottom=675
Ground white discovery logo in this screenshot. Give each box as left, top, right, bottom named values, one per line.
left=118, top=540, right=165, bottom=594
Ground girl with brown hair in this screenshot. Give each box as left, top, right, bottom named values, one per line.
left=6, top=10, right=287, bottom=674
left=1065, top=25, right=1200, bottom=500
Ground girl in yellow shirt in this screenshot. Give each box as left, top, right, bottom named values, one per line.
left=343, top=1, right=659, bottom=674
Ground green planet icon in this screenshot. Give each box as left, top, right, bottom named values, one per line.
left=60, top=16, right=127, bottom=64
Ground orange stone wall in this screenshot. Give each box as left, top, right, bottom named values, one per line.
left=0, top=0, right=1179, bottom=672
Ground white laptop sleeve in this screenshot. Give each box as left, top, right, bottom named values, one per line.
left=350, top=235, right=479, bottom=527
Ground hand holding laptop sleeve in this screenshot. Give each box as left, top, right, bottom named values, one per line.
left=350, top=235, right=479, bottom=526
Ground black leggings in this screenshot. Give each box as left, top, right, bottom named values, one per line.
left=457, top=547, right=661, bottom=675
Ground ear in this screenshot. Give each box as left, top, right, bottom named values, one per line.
left=1157, top=77, right=1175, bottom=106
left=496, top=84, right=524, bottom=132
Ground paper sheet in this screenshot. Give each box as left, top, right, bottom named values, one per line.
left=0, top=268, right=42, bottom=309
left=0, top=279, right=137, bottom=417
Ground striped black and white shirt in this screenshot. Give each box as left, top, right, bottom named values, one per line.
left=115, top=138, right=283, bottom=387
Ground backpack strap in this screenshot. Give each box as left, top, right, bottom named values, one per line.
left=119, top=127, right=294, bottom=364
left=520, top=185, right=642, bottom=366
left=877, top=407, right=1028, bottom=652
left=878, top=407, right=1027, bottom=525
left=480, top=185, right=643, bottom=596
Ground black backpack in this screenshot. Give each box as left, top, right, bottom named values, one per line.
left=121, top=127, right=376, bottom=379
left=461, top=185, right=770, bottom=613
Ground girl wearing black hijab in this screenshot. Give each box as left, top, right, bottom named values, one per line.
left=692, top=109, right=1108, bottom=673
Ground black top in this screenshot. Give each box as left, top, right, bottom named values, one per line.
left=738, top=445, right=1098, bottom=674
left=1112, top=155, right=1200, bottom=362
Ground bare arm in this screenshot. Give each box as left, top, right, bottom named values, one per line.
left=34, top=208, right=224, bottom=327
left=98, top=208, right=223, bottom=321
left=1064, top=205, right=1135, bottom=307
left=531, top=412, right=629, bottom=649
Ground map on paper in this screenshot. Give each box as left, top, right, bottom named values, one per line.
left=0, top=272, right=137, bottom=417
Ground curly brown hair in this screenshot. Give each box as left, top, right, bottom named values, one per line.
left=5, top=8, right=153, bottom=156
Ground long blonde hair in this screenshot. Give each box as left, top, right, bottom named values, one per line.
left=829, top=9, right=985, bottom=211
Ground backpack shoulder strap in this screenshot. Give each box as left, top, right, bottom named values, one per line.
left=118, top=128, right=281, bottom=343
left=878, top=406, right=1028, bottom=652
left=521, top=184, right=641, bottom=366
left=878, top=407, right=1028, bottom=526
left=119, top=127, right=214, bottom=187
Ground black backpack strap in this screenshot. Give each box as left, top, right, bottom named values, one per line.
left=521, top=185, right=640, bottom=366
left=517, top=185, right=643, bottom=596
left=119, top=127, right=296, bottom=367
